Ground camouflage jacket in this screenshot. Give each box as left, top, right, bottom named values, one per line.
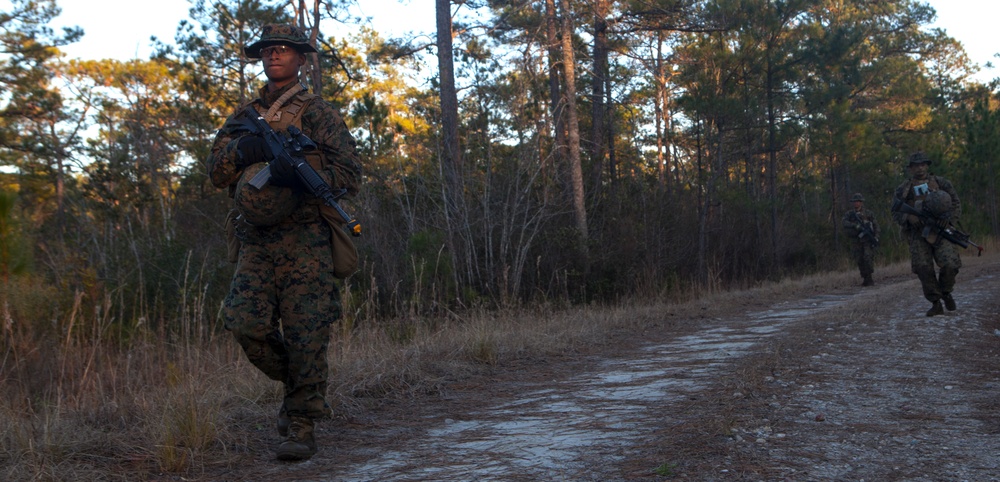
left=842, top=207, right=879, bottom=241
left=891, top=174, right=961, bottom=233
left=207, top=83, right=362, bottom=199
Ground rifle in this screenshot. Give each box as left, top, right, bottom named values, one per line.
left=228, top=106, right=361, bottom=236
left=849, top=211, right=879, bottom=248
left=892, top=197, right=981, bottom=256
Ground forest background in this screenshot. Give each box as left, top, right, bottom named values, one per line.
left=2, top=0, right=1000, bottom=477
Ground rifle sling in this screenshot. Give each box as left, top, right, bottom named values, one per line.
left=263, top=83, right=304, bottom=122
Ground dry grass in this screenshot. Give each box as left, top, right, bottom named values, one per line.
left=2, top=240, right=997, bottom=480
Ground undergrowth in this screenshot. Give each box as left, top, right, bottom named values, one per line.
left=1, top=246, right=997, bottom=480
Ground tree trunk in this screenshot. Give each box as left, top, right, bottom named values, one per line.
left=307, top=0, right=323, bottom=93
left=545, top=0, right=567, bottom=199
left=436, top=0, right=466, bottom=290
left=695, top=119, right=707, bottom=284
left=559, top=0, right=589, bottom=261
left=766, top=45, right=778, bottom=269
left=589, top=0, right=609, bottom=192
left=654, top=33, right=666, bottom=188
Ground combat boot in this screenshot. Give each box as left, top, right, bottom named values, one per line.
left=926, top=300, right=944, bottom=317
left=276, top=417, right=317, bottom=461
left=942, top=293, right=957, bottom=311
left=277, top=403, right=290, bottom=437
left=862, top=275, right=874, bottom=286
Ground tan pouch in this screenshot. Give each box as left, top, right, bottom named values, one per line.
left=225, top=208, right=242, bottom=263
left=319, top=205, right=359, bottom=279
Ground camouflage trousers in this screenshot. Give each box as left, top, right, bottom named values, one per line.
left=850, top=242, right=876, bottom=278
left=223, top=219, right=340, bottom=420
left=907, top=232, right=961, bottom=302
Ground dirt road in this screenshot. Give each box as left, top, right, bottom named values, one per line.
left=215, top=259, right=1000, bottom=481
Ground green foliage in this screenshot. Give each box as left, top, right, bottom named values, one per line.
left=0, top=189, right=31, bottom=279
left=0, top=0, right=82, bottom=168
left=405, top=229, right=457, bottom=309
left=956, top=90, right=1000, bottom=235
left=653, top=461, right=678, bottom=476
left=0, top=273, right=60, bottom=337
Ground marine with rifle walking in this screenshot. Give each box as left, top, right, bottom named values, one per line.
left=842, top=192, right=879, bottom=286
left=890, top=151, right=961, bottom=317
left=207, top=24, right=362, bottom=461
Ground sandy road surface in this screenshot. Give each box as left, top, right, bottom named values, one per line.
left=213, top=259, right=1000, bottom=481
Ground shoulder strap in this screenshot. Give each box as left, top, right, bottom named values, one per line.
left=238, top=84, right=311, bottom=126
left=266, top=87, right=317, bottom=132
left=264, top=83, right=304, bottom=122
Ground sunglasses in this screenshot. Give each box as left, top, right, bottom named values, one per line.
left=260, top=45, right=296, bottom=57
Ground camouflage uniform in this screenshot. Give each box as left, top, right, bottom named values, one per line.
left=891, top=152, right=961, bottom=316
left=841, top=193, right=879, bottom=286
left=207, top=25, right=362, bottom=457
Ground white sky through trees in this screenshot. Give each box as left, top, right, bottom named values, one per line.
left=46, top=0, right=427, bottom=62
left=18, top=0, right=1000, bottom=83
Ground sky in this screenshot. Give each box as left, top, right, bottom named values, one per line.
left=25, top=0, right=1000, bottom=84
left=47, top=0, right=425, bottom=61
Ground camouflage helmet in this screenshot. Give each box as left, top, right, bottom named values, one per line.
left=234, top=162, right=302, bottom=226
left=922, top=190, right=952, bottom=217
left=907, top=151, right=931, bottom=166
left=850, top=193, right=864, bottom=202
left=244, top=24, right=317, bottom=59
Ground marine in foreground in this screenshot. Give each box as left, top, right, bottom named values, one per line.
left=890, top=151, right=961, bottom=317
left=206, top=24, right=362, bottom=461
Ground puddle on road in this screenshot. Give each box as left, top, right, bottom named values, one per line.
left=336, top=295, right=849, bottom=480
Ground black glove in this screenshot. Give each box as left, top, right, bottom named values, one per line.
left=236, top=135, right=271, bottom=167
left=268, top=156, right=299, bottom=188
